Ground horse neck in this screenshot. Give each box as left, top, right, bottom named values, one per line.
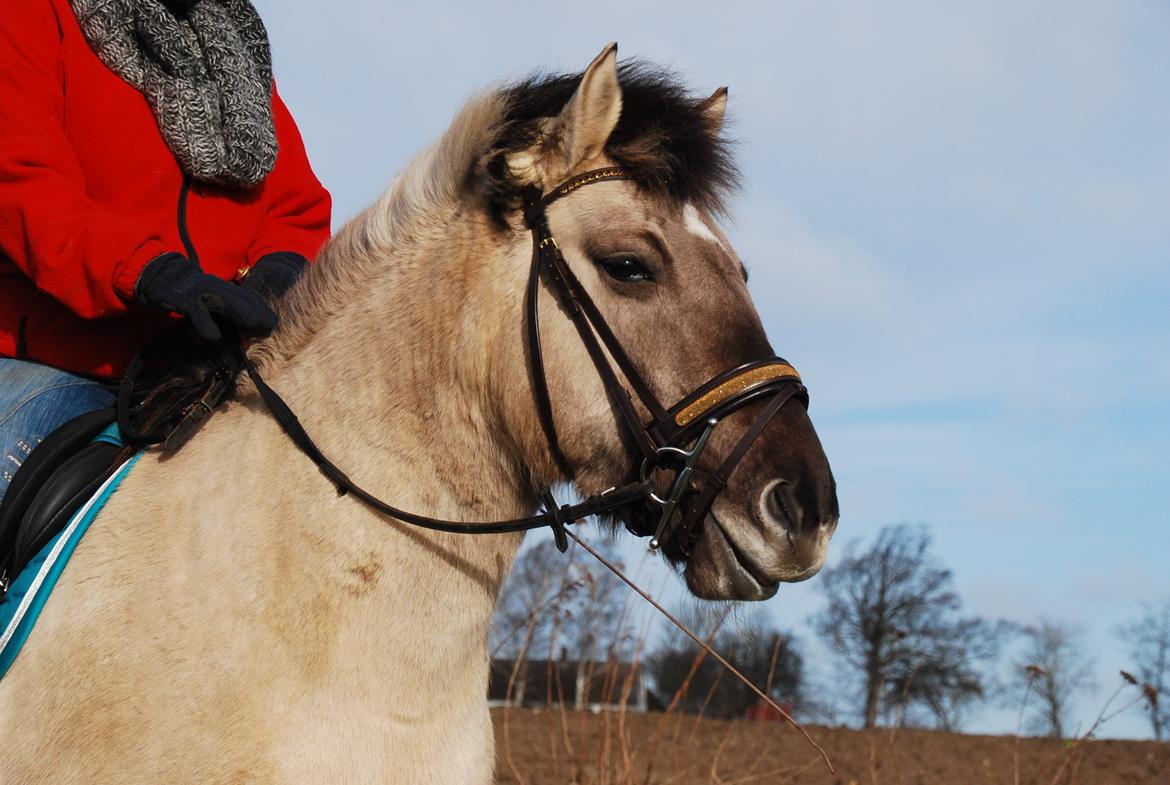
left=263, top=204, right=534, bottom=517
left=237, top=204, right=536, bottom=704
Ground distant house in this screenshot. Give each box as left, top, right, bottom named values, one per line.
left=488, top=657, right=663, bottom=713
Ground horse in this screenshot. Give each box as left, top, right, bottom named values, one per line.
left=0, top=44, right=838, bottom=784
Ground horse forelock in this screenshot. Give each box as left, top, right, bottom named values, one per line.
left=485, top=61, right=740, bottom=220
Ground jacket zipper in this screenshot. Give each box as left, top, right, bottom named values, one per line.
left=177, top=174, right=198, bottom=263
left=15, top=315, right=28, bottom=359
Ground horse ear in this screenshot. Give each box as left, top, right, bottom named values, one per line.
left=555, top=43, right=623, bottom=170
left=698, top=87, right=728, bottom=135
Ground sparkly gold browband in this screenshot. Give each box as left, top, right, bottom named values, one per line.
left=673, top=362, right=801, bottom=427
left=550, top=167, right=630, bottom=200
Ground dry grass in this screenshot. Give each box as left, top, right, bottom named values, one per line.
left=493, top=544, right=1166, bottom=785
left=494, top=634, right=1165, bottom=785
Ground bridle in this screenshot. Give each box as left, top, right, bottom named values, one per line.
left=236, top=166, right=808, bottom=554
left=521, top=167, right=807, bottom=551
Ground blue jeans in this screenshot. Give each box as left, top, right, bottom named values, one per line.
left=0, top=359, right=116, bottom=503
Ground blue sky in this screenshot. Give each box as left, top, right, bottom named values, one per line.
left=255, top=1, right=1169, bottom=736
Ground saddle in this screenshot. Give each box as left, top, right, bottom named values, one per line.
left=0, top=331, right=245, bottom=595
left=0, top=408, right=124, bottom=594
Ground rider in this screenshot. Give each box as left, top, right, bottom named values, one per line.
left=0, top=0, right=331, bottom=501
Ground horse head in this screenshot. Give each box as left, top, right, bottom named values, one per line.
left=473, top=45, right=839, bottom=600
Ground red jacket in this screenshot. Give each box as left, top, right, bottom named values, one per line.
left=0, top=0, right=332, bottom=378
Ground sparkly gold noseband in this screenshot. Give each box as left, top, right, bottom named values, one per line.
left=674, top=362, right=801, bottom=428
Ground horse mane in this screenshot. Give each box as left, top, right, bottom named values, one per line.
left=251, top=60, right=738, bottom=371
left=485, top=62, right=740, bottom=219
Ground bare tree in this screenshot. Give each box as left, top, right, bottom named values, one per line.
left=811, top=524, right=1000, bottom=729
left=490, top=537, right=632, bottom=662
left=1011, top=620, right=1096, bottom=739
left=647, top=606, right=803, bottom=718
left=560, top=541, right=633, bottom=663
left=490, top=540, right=575, bottom=659
left=1116, top=598, right=1170, bottom=740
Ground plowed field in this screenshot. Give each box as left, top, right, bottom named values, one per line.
left=492, top=708, right=1168, bottom=784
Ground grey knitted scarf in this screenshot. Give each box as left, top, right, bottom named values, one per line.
left=70, top=0, right=277, bottom=187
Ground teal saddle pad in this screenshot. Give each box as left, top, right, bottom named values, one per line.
left=0, top=425, right=140, bottom=680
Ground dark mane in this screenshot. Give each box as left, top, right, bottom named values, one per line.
left=484, top=62, right=739, bottom=220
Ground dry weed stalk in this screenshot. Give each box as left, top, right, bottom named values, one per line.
left=734, top=633, right=784, bottom=784
left=1045, top=671, right=1147, bottom=785
left=621, top=570, right=670, bottom=783
left=594, top=553, right=654, bottom=785
left=546, top=559, right=582, bottom=781
left=1012, top=664, right=1044, bottom=785
left=501, top=607, right=542, bottom=785
left=499, top=532, right=842, bottom=785
left=616, top=633, right=650, bottom=782
left=866, top=728, right=880, bottom=785
left=884, top=660, right=920, bottom=785
left=567, top=530, right=836, bottom=775
left=641, top=605, right=732, bottom=784
left=684, top=667, right=727, bottom=744
left=708, top=721, right=738, bottom=785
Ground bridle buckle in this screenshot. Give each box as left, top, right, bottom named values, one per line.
left=640, top=417, right=719, bottom=550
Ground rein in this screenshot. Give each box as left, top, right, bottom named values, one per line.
left=566, top=529, right=834, bottom=774
left=124, top=167, right=808, bottom=554
left=240, top=352, right=646, bottom=551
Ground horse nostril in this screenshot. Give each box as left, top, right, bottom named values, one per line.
left=763, top=480, right=802, bottom=536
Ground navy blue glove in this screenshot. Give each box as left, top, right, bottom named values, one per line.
left=241, top=252, right=308, bottom=302
left=136, top=253, right=277, bottom=342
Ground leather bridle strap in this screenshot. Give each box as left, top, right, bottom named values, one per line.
left=239, top=352, right=651, bottom=546
left=540, top=171, right=670, bottom=423
left=524, top=234, right=571, bottom=477
left=555, top=247, right=671, bottom=426
left=672, top=382, right=801, bottom=551
left=523, top=168, right=665, bottom=474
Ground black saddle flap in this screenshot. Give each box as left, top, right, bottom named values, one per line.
left=0, top=408, right=117, bottom=584
left=12, top=441, right=123, bottom=572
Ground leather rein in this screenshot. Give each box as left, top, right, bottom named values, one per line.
left=193, top=168, right=808, bottom=553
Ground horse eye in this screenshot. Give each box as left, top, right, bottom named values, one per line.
left=598, top=254, right=655, bottom=283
